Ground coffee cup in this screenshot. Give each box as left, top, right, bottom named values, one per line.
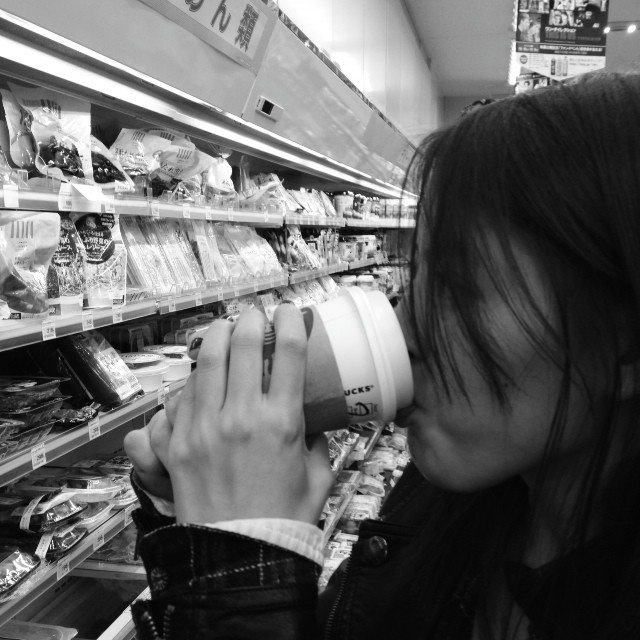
left=188, top=287, right=413, bottom=434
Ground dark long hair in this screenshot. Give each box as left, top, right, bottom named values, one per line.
left=404, top=72, right=640, bottom=638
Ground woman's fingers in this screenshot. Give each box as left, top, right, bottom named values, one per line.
left=192, top=318, right=234, bottom=414
left=268, top=304, right=307, bottom=416
left=225, top=309, right=267, bottom=405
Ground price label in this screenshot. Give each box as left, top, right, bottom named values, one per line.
left=82, top=309, right=94, bottom=331
left=182, top=204, right=191, bottom=219
left=157, top=386, right=166, bottom=406
left=57, top=558, right=70, bottom=581
left=93, top=527, right=105, bottom=550
left=2, top=184, right=19, bottom=208
left=58, top=183, right=73, bottom=211
left=104, top=200, right=116, bottom=214
left=31, top=443, right=46, bottom=470
left=253, top=282, right=259, bottom=293
left=124, top=504, right=135, bottom=527
left=151, top=200, right=160, bottom=218
left=112, top=308, right=123, bottom=324
left=264, top=210, right=270, bottom=223
left=233, top=287, right=240, bottom=298
left=41, top=319, right=56, bottom=341
left=195, top=291, right=203, bottom=306
left=88, top=416, right=100, bottom=440
left=216, top=286, right=224, bottom=300
left=168, top=298, right=177, bottom=313
left=205, top=208, right=213, bottom=221
left=228, top=211, right=235, bottom=222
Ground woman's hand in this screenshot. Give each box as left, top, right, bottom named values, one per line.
left=131, top=304, right=335, bottom=525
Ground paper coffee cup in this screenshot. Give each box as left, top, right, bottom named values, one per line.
left=188, top=288, right=413, bottom=434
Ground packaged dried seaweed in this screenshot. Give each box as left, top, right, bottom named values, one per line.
left=47, top=213, right=86, bottom=316
left=72, top=212, right=126, bottom=308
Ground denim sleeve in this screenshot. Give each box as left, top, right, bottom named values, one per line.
left=131, top=524, right=323, bottom=639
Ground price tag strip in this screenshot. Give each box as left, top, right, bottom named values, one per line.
left=31, top=443, right=46, bottom=470
left=2, top=184, right=19, bottom=208
left=82, top=309, right=94, bottom=331
left=41, top=318, right=56, bottom=341
left=88, top=416, right=101, bottom=440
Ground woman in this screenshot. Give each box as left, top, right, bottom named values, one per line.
left=125, top=71, right=640, bottom=639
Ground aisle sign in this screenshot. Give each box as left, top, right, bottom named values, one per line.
left=138, top=0, right=278, bottom=73
left=514, top=0, right=611, bottom=87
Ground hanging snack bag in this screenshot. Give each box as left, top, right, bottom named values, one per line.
left=73, top=212, right=127, bottom=308
left=90, top=135, right=135, bottom=192
left=2, top=83, right=92, bottom=182
left=109, top=128, right=173, bottom=179
left=0, top=211, right=60, bottom=319
left=47, top=213, right=86, bottom=316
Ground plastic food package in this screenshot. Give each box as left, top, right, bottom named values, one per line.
left=90, top=135, right=134, bottom=192
left=145, top=219, right=203, bottom=291
left=46, top=213, right=86, bottom=316
left=0, top=418, right=22, bottom=441
left=108, top=128, right=174, bottom=179
left=89, top=524, right=138, bottom=564
left=0, top=211, right=60, bottom=319
left=183, top=219, right=229, bottom=284
left=212, top=223, right=248, bottom=283
left=72, top=213, right=127, bottom=308
left=0, top=377, right=65, bottom=411
left=1, top=83, right=92, bottom=182
left=56, top=331, right=142, bottom=408
left=0, top=523, right=88, bottom=561
left=75, top=501, right=113, bottom=529
left=203, top=156, right=235, bottom=196
left=2, top=421, right=55, bottom=452
left=0, top=493, right=87, bottom=533
left=120, top=216, right=175, bottom=295
left=0, top=620, right=78, bottom=640
left=0, top=549, right=40, bottom=598
left=0, top=396, right=67, bottom=428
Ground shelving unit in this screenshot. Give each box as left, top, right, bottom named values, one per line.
left=0, top=4, right=416, bottom=634
left=0, top=505, right=137, bottom=625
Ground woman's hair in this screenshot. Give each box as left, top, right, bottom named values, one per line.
left=404, top=71, right=640, bottom=638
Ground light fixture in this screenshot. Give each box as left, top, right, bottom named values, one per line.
left=604, top=21, right=640, bottom=33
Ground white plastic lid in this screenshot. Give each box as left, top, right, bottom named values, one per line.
left=133, top=362, right=170, bottom=377
left=120, top=353, right=165, bottom=369
left=357, top=275, right=374, bottom=282
left=343, top=287, right=413, bottom=413
left=340, top=275, right=357, bottom=283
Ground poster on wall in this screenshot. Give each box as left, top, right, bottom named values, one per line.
left=138, top=0, right=278, bottom=73
left=514, top=0, right=609, bottom=87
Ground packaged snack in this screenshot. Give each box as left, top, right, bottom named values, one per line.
left=0, top=418, right=22, bottom=441
left=0, top=211, right=60, bottom=318
left=2, top=83, right=92, bottom=181
left=203, top=156, right=235, bottom=197
left=56, top=331, right=142, bottom=408
left=0, top=397, right=68, bottom=428
left=75, top=500, right=113, bottom=528
left=0, top=493, right=86, bottom=533
left=212, top=223, right=248, bottom=283
left=0, top=549, right=40, bottom=598
left=46, top=213, right=87, bottom=316
left=90, top=135, right=135, bottom=191
left=183, top=219, right=228, bottom=284
left=72, top=213, right=127, bottom=308
left=0, top=377, right=66, bottom=411
left=108, top=128, right=173, bottom=179
left=3, top=421, right=55, bottom=452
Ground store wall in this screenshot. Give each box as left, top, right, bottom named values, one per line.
left=276, top=0, right=443, bottom=144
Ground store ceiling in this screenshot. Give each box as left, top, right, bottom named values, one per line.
left=403, top=0, right=640, bottom=99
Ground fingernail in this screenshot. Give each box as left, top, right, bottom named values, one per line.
left=279, top=300, right=294, bottom=305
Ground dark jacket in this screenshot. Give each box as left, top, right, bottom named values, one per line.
left=130, top=463, right=632, bottom=639
left=130, top=463, right=482, bottom=639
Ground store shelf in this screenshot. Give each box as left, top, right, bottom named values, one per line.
left=0, top=505, right=137, bottom=625
left=0, top=186, right=285, bottom=227
left=288, top=263, right=349, bottom=285
left=0, top=274, right=290, bottom=353
left=74, top=561, right=146, bottom=581
left=346, top=258, right=381, bottom=270
left=344, top=218, right=415, bottom=229
left=285, top=213, right=345, bottom=227
left=0, top=379, right=186, bottom=488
